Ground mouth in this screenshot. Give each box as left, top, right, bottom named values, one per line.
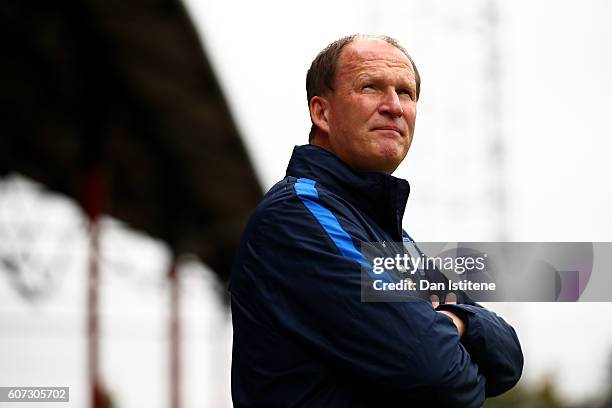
left=372, top=126, right=404, bottom=136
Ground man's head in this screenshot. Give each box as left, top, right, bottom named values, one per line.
left=306, top=34, right=420, bottom=174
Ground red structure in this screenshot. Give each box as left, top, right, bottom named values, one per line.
left=82, top=166, right=106, bottom=408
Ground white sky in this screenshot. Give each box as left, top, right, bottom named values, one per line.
left=183, top=0, right=612, bottom=403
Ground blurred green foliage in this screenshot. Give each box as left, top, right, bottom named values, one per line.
left=484, top=376, right=565, bottom=408
left=485, top=352, right=612, bottom=408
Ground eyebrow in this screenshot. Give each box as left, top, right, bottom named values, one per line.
left=354, top=73, right=416, bottom=90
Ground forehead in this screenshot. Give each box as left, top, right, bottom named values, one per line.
left=337, top=39, right=415, bottom=82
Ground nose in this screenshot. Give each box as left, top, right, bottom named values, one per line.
left=378, top=88, right=403, bottom=118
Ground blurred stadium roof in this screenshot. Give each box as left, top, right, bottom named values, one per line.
left=0, top=0, right=263, bottom=282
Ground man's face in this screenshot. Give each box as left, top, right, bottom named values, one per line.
left=314, top=39, right=418, bottom=174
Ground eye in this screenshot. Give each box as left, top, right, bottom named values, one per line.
left=362, top=84, right=376, bottom=91
left=398, top=89, right=414, bottom=99
left=397, top=88, right=414, bottom=100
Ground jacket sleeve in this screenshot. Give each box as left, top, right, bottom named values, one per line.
left=236, top=193, right=487, bottom=407
left=434, top=303, right=524, bottom=397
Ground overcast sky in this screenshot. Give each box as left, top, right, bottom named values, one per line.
left=183, top=0, right=612, bottom=403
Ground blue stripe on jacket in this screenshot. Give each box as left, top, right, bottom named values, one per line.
left=294, top=177, right=393, bottom=284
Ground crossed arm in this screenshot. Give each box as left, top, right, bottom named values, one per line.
left=433, top=294, right=467, bottom=337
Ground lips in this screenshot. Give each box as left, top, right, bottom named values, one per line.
left=372, top=126, right=404, bottom=136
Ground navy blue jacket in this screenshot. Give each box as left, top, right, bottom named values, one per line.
left=230, top=145, right=523, bottom=407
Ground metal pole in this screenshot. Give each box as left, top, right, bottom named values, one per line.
left=482, top=0, right=508, bottom=240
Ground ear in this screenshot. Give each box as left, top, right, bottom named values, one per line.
left=309, top=95, right=331, bottom=135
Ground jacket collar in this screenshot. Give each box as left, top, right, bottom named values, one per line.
left=285, top=144, right=410, bottom=241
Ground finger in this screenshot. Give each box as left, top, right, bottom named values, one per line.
left=430, top=294, right=440, bottom=308
left=444, top=292, right=457, bottom=304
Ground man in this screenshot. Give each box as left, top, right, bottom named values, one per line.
left=230, top=34, right=523, bottom=407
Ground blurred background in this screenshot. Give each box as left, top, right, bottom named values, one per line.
left=1, top=0, right=612, bottom=407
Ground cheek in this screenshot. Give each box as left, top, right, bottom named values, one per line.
left=346, top=97, right=377, bottom=122
left=330, top=104, right=357, bottom=131
left=404, top=105, right=417, bottom=127
left=335, top=107, right=371, bottom=138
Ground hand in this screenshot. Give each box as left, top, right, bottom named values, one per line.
left=430, top=293, right=466, bottom=338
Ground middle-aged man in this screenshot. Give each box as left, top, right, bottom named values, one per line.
left=230, top=34, right=523, bottom=407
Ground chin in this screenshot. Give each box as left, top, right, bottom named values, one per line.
left=368, top=156, right=402, bottom=174
left=379, top=146, right=405, bottom=163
